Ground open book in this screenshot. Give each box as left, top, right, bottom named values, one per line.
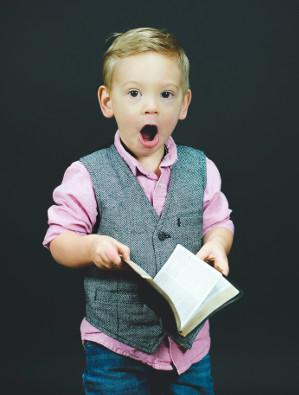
left=122, top=244, right=242, bottom=337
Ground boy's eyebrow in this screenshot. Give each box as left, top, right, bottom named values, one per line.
left=162, top=82, right=180, bottom=90
left=121, top=81, right=141, bottom=88
left=122, top=81, right=181, bottom=90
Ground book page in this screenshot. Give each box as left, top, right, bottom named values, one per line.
left=121, top=256, right=182, bottom=330
left=153, top=244, right=222, bottom=329
left=200, top=276, right=231, bottom=303
left=180, top=278, right=239, bottom=336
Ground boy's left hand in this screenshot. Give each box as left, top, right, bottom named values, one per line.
left=196, top=241, right=229, bottom=275
left=196, top=227, right=233, bottom=276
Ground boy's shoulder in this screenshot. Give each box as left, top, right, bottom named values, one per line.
left=175, top=144, right=207, bottom=184
left=176, top=144, right=206, bottom=161
left=80, top=144, right=115, bottom=162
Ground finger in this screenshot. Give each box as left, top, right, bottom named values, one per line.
left=221, top=266, right=229, bottom=276
left=196, top=248, right=205, bottom=260
left=214, top=260, right=229, bottom=276
left=117, top=243, right=130, bottom=261
left=196, top=247, right=210, bottom=261
left=214, top=265, right=224, bottom=274
left=197, top=251, right=216, bottom=266
left=109, top=242, right=131, bottom=270
left=106, top=248, right=122, bottom=265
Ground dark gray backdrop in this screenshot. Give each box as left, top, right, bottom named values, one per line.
left=1, top=1, right=298, bottom=394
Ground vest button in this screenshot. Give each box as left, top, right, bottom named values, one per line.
left=158, top=232, right=171, bottom=241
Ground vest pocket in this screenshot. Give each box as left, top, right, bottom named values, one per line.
left=177, top=213, right=203, bottom=227
left=94, top=274, right=140, bottom=303
left=173, top=213, right=203, bottom=255
left=118, top=300, right=163, bottom=348
left=93, top=290, right=163, bottom=351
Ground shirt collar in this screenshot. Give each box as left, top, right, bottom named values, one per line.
left=114, top=130, right=178, bottom=178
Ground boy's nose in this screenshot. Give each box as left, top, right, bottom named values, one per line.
left=143, top=98, right=159, bottom=114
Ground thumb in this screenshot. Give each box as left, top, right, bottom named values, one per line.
left=115, top=241, right=130, bottom=261
left=196, top=245, right=211, bottom=262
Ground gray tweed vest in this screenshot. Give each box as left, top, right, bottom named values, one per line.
left=80, top=144, right=207, bottom=353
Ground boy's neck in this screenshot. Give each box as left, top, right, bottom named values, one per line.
left=137, top=151, right=165, bottom=176
left=120, top=139, right=165, bottom=176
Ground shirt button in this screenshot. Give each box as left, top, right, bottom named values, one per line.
left=158, top=182, right=162, bottom=188
left=158, top=232, right=171, bottom=241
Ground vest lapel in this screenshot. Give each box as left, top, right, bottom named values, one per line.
left=108, top=145, right=163, bottom=221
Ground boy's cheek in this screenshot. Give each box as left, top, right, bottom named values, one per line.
left=163, top=112, right=181, bottom=127
left=164, top=118, right=175, bottom=129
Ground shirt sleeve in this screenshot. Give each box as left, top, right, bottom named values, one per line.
left=42, top=161, right=98, bottom=248
left=202, top=157, right=234, bottom=237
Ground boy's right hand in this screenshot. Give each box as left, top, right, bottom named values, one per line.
left=88, top=235, right=130, bottom=270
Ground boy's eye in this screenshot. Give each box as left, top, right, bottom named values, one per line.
left=161, top=91, right=173, bottom=99
left=129, top=90, right=140, bottom=97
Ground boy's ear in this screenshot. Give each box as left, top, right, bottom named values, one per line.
left=98, top=85, right=114, bottom=118
left=179, top=89, right=192, bottom=120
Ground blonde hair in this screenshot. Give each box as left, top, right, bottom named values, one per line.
left=102, top=27, right=190, bottom=94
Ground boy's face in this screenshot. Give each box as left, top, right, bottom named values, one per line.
left=99, top=51, right=191, bottom=164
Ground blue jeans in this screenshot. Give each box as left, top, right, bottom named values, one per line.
left=82, top=341, right=214, bottom=394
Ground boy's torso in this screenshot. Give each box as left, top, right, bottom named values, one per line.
left=80, top=144, right=207, bottom=353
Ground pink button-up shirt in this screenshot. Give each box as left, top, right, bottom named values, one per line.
left=43, top=131, right=234, bottom=375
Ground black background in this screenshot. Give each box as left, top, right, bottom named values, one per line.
left=1, top=1, right=298, bottom=394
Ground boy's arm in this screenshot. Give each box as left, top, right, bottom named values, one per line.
left=44, top=162, right=130, bottom=270
left=199, top=157, right=234, bottom=275
left=49, top=233, right=130, bottom=270
left=196, top=227, right=233, bottom=275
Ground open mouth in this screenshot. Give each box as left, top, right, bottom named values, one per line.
left=139, top=124, right=159, bottom=148
left=140, top=124, right=158, bottom=141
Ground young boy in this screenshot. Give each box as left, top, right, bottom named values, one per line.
left=43, top=27, right=234, bottom=394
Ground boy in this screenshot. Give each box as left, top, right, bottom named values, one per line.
left=43, top=27, right=234, bottom=394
